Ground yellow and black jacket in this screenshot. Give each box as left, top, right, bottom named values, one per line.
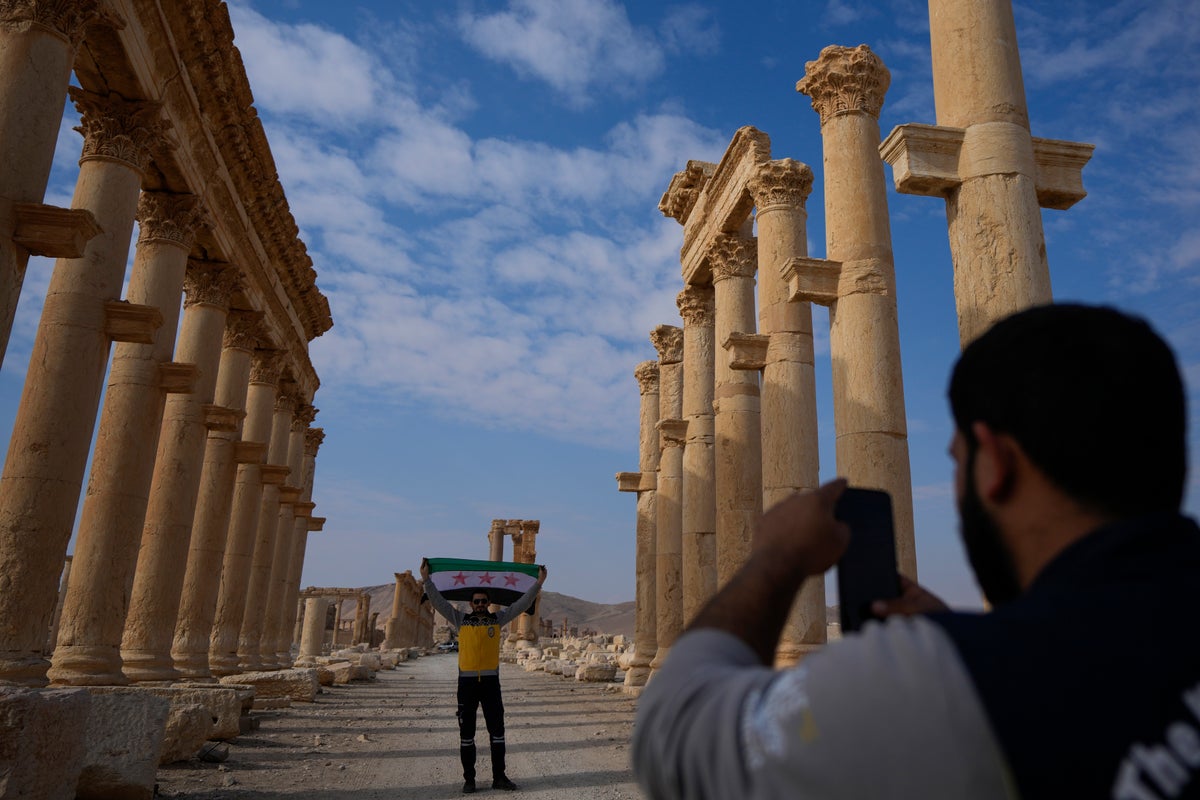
left=424, top=579, right=542, bottom=678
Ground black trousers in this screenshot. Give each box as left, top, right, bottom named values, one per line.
left=457, top=675, right=506, bottom=781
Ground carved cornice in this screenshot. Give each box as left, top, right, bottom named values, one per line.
left=676, top=284, right=715, bottom=327
left=659, top=161, right=716, bottom=224
left=708, top=234, right=758, bottom=282
left=249, top=349, right=285, bottom=385
left=137, top=192, right=206, bottom=249
left=748, top=159, right=814, bottom=211
left=797, top=44, right=890, bottom=125
left=0, top=0, right=107, bottom=47
left=634, top=360, right=660, bottom=396
left=223, top=309, right=263, bottom=351
left=69, top=88, right=169, bottom=172
left=304, top=427, right=325, bottom=456
left=650, top=325, right=683, bottom=365
left=183, top=261, right=238, bottom=310
left=292, top=403, right=317, bottom=432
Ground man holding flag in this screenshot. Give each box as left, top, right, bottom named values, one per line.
left=421, top=557, right=547, bottom=793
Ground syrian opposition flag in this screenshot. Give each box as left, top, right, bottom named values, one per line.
left=426, top=558, right=541, bottom=611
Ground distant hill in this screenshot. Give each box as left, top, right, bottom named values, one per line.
left=338, top=584, right=636, bottom=638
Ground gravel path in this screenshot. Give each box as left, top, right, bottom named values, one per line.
left=155, top=654, right=646, bottom=800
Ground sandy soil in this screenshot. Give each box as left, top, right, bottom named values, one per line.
left=155, top=654, right=646, bottom=800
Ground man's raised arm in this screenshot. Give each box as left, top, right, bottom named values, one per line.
left=496, top=565, right=547, bottom=627
left=420, top=559, right=463, bottom=629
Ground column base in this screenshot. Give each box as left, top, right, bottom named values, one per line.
left=623, top=656, right=652, bottom=688
left=648, top=645, right=671, bottom=673
left=0, top=652, right=51, bottom=687
left=120, top=649, right=181, bottom=683
left=169, top=649, right=213, bottom=681
left=207, top=651, right=241, bottom=677
left=45, top=645, right=130, bottom=686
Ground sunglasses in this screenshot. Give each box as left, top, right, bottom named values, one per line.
left=471, top=598, right=489, bottom=605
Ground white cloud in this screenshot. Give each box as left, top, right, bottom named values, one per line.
left=457, top=0, right=665, bottom=104
left=660, top=5, right=721, bottom=54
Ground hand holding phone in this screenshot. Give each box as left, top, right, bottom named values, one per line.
left=836, top=488, right=900, bottom=633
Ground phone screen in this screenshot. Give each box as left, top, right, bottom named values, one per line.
left=836, top=488, right=900, bottom=633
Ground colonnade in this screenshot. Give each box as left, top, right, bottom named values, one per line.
left=493, top=519, right=542, bottom=649
left=0, top=0, right=332, bottom=689
left=620, top=0, right=1091, bottom=685
left=383, top=571, right=435, bottom=650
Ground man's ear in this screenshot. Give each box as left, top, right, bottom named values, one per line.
left=970, top=421, right=1018, bottom=502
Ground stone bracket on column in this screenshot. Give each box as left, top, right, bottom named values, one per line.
left=782, top=257, right=842, bottom=306
left=12, top=204, right=102, bottom=258
left=104, top=300, right=164, bottom=344
left=879, top=123, right=1095, bottom=210
left=616, top=471, right=656, bottom=493
left=158, top=362, right=198, bottom=393
left=203, top=404, right=243, bottom=432
left=234, top=440, right=268, bottom=465
left=724, top=332, right=769, bottom=371
left=279, top=486, right=301, bottom=504
left=294, top=501, right=316, bottom=518
left=657, top=418, right=689, bottom=447
left=260, top=464, right=291, bottom=486
left=308, top=517, right=326, bottom=532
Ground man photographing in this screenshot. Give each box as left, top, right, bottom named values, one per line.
left=422, top=558, right=546, bottom=794
left=633, top=304, right=1198, bottom=799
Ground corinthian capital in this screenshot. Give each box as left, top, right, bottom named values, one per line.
left=634, top=360, right=660, bottom=396
left=183, top=261, right=239, bottom=310
left=748, top=159, right=814, bottom=211
left=708, top=234, right=757, bottom=283
left=796, top=44, right=890, bottom=125
left=676, top=284, right=715, bottom=327
left=292, top=403, right=318, bottom=432
left=650, top=325, right=683, bottom=365
left=223, top=309, right=263, bottom=351
left=69, top=88, right=170, bottom=172
left=138, top=192, right=207, bottom=249
left=0, top=0, right=107, bottom=47
left=249, top=349, right=285, bottom=385
left=304, top=427, right=325, bottom=457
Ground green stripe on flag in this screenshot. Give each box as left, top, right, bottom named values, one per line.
left=426, top=558, right=539, bottom=577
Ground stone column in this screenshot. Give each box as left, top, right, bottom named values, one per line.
left=515, top=521, right=540, bottom=648
left=649, top=325, right=683, bottom=674
left=44, top=556, right=71, bottom=653
left=384, top=573, right=404, bottom=650
left=274, top=427, right=324, bottom=662
left=879, top=7, right=1093, bottom=347
left=261, top=402, right=313, bottom=667
left=208, top=350, right=282, bottom=676
left=709, top=234, right=762, bottom=586
left=747, top=160, right=825, bottom=666
left=120, top=263, right=237, bottom=682
left=796, top=45, right=917, bottom=578
left=488, top=519, right=504, bottom=562
left=0, top=1, right=104, bottom=365
left=616, top=361, right=659, bottom=690
left=171, top=312, right=259, bottom=678
left=236, top=388, right=295, bottom=670
left=675, top=285, right=716, bottom=626
left=0, top=90, right=165, bottom=685
left=49, top=191, right=204, bottom=687
left=294, top=597, right=328, bottom=666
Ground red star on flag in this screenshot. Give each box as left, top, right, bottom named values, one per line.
left=452, top=572, right=468, bottom=585
left=479, top=572, right=495, bottom=584
left=504, top=573, right=519, bottom=587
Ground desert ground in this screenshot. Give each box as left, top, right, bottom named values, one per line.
left=154, top=653, right=645, bottom=800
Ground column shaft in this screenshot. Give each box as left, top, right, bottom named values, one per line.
left=0, top=91, right=160, bottom=685
left=649, top=326, right=683, bottom=673
left=171, top=317, right=256, bottom=678
left=294, top=597, right=327, bottom=666
left=710, top=233, right=762, bottom=586
left=622, top=362, right=658, bottom=689
left=677, top=285, right=716, bottom=626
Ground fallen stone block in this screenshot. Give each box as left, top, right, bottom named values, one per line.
left=219, top=669, right=318, bottom=702
left=358, top=653, right=381, bottom=670
left=545, top=660, right=563, bottom=675
left=576, top=662, right=617, bottom=682
left=379, top=653, right=399, bottom=669
left=562, top=663, right=578, bottom=679
left=348, top=665, right=375, bottom=682
left=315, top=666, right=335, bottom=686
left=0, top=686, right=91, bottom=800
left=329, top=662, right=354, bottom=684
left=78, top=688, right=170, bottom=800
left=160, top=703, right=214, bottom=764
left=523, top=660, right=545, bottom=672
left=148, top=685, right=243, bottom=740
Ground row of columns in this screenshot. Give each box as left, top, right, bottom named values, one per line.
left=620, top=0, right=1093, bottom=684
left=383, top=571, right=434, bottom=650
left=0, top=7, right=328, bottom=687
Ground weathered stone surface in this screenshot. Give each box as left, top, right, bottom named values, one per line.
left=348, top=665, right=375, bottom=682
left=160, top=703, right=213, bottom=764
left=315, top=666, right=335, bottom=686
left=219, top=668, right=318, bottom=702
left=0, top=687, right=90, bottom=800
left=576, top=663, right=617, bottom=682
left=78, top=688, right=170, bottom=800
left=143, top=685, right=243, bottom=740
left=252, top=696, right=292, bottom=710
left=379, top=653, right=399, bottom=669
left=328, top=662, right=354, bottom=684
left=358, top=653, right=381, bottom=671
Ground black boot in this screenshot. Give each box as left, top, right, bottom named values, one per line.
left=460, top=739, right=476, bottom=793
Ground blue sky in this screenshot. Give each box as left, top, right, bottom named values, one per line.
left=1, top=0, right=1197, bottom=606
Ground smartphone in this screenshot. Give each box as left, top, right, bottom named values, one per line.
left=835, top=488, right=900, bottom=633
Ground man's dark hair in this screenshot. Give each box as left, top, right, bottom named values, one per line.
left=948, top=303, right=1187, bottom=518
left=471, top=590, right=490, bottom=603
